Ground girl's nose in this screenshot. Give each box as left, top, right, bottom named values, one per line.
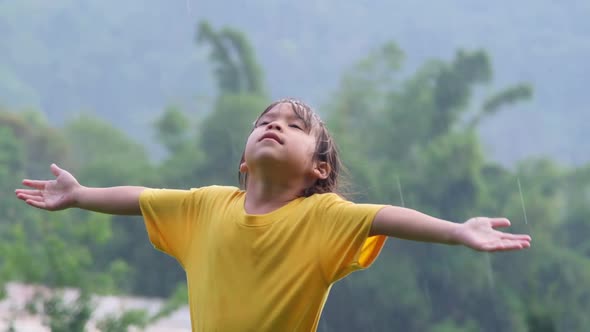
left=266, top=121, right=282, bottom=131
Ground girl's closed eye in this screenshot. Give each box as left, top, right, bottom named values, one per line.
left=289, top=124, right=303, bottom=130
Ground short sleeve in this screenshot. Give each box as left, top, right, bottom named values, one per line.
left=139, top=188, right=206, bottom=266
left=319, top=194, right=388, bottom=282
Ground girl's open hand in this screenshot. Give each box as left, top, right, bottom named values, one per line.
left=15, top=163, right=80, bottom=211
left=454, top=217, right=531, bottom=252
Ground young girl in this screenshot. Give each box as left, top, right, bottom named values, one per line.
left=15, top=98, right=531, bottom=331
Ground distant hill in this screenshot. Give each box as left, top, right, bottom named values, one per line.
left=1, top=0, right=588, bottom=165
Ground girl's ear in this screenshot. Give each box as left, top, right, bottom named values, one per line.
left=313, top=161, right=331, bottom=180
left=239, top=162, right=248, bottom=173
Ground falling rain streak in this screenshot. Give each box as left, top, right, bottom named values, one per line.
left=186, top=0, right=192, bottom=16
left=517, top=177, right=529, bottom=225
left=396, top=175, right=405, bottom=207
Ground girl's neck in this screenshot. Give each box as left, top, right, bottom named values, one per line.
left=243, top=178, right=304, bottom=215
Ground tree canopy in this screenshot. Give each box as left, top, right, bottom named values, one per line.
left=2, top=20, right=589, bottom=331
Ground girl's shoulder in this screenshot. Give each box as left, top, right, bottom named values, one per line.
left=197, top=185, right=244, bottom=201
left=301, top=192, right=351, bottom=208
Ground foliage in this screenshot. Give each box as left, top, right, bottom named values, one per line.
left=96, top=309, right=149, bottom=332
left=26, top=291, right=93, bottom=332
left=2, top=20, right=590, bottom=332
left=2, top=1, right=588, bottom=166
left=319, top=40, right=587, bottom=331
left=155, top=106, right=191, bottom=154
left=197, top=21, right=265, bottom=96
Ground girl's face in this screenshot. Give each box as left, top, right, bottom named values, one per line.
left=241, top=103, right=321, bottom=182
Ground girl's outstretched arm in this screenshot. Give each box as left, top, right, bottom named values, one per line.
left=15, top=164, right=146, bottom=216
left=369, top=206, right=531, bottom=252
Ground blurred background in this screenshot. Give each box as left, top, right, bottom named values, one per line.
left=1, top=1, right=588, bottom=331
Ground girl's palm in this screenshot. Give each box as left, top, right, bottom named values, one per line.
left=15, top=164, right=80, bottom=211
left=457, top=217, right=531, bottom=252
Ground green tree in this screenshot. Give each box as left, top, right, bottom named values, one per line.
left=182, top=21, right=269, bottom=188
left=196, top=94, right=268, bottom=186
left=197, top=21, right=265, bottom=96
left=321, top=44, right=540, bottom=331
left=155, top=106, right=191, bottom=154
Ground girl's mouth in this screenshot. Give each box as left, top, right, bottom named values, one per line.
left=259, top=132, right=283, bottom=144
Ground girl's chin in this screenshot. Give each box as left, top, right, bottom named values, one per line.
left=248, top=155, right=297, bottom=169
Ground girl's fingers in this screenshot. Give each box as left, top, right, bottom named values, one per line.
left=25, top=199, right=48, bottom=210
left=498, top=239, right=530, bottom=251
left=489, top=218, right=511, bottom=228
left=15, top=192, right=27, bottom=201
left=487, top=241, right=520, bottom=252
left=50, top=163, right=62, bottom=177
left=15, top=189, right=43, bottom=196
left=482, top=239, right=530, bottom=252
left=22, top=179, right=47, bottom=190
left=16, top=193, right=43, bottom=202
left=519, top=240, right=531, bottom=248
left=24, top=195, right=44, bottom=203
left=501, top=233, right=532, bottom=241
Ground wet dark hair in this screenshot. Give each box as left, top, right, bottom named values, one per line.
left=238, top=98, right=342, bottom=197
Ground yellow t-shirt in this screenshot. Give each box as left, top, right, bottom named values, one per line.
left=140, top=185, right=387, bottom=332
